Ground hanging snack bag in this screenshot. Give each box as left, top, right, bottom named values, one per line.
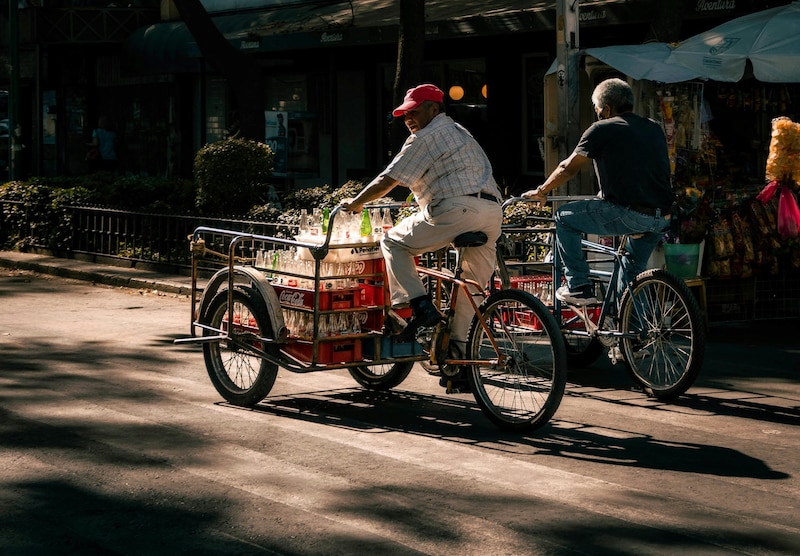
left=765, top=116, right=800, bottom=185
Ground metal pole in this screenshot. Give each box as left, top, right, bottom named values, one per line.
left=8, top=0, right=21, bottom=180
left=555, top=0, right=580, bottom=194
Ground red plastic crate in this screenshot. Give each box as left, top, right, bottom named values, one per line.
left=361, top=307, right=411, bottom=332
left=275, top=285, right=361, bottom=311
left=494, top=274, right=553, bottom=289
left=284, top=337, right=362, bottom=364
left=359, top=282, right=385, bottom=307
left=510, top=306, right=600, bottom=330
left=562, top=306, right=601, bottom=329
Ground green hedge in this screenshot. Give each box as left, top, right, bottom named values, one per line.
left=194, top=138, right=275, bottom=215
left=0, top=174, right=196, bottom=250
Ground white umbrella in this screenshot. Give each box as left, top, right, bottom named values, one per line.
left=585, top=43, right=702, bottom=83
left=666, top=1, right=800, bottom=82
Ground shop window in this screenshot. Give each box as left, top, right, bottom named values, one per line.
left=205, top=78, right=228, bottom=145
left=444, top=60, right=487, bottom=142
left=266, top=75, right=319, bottom=178
left=522, top=55, right=549, bottom=178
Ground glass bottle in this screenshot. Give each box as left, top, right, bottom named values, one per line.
left=298, top=208, right=309, bottom=238
left=360, top=208, right=372, bottom=241
left=322, top=207, right=330, bottom=234
left=381, top=208, right=393, bottom=233
left=370, top=208, right=382, bottom=238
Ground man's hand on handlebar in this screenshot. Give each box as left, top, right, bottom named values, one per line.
left=521, top=186, right=548, bottom=204
left=339, top=198, right=363, bottom=214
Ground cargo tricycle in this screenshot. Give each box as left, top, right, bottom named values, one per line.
left=175, top=205, right=567, bottom=431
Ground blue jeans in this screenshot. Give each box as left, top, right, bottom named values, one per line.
left=554, top=198, right=671, bottom=297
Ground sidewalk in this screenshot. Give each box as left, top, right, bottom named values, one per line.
left=0, top=250, right=200, bottom=296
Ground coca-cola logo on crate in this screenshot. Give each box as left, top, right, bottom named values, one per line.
left=279, top=290, right=306, bottom=307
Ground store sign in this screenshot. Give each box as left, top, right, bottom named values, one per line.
left=695, top=0, right=736, bottom=13
left=579, top=8, right=607, bottom=23
left=320, top=32, right=343, bottom=44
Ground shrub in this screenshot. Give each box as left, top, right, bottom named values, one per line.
left=194, top=138, right=275, bottom=215
left=0, top=179, right=92, bottom=250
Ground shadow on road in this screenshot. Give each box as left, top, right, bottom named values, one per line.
left=233, top=386, right=789, bottom=481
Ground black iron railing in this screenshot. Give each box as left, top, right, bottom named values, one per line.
left=68, top=206, right=296, bottom=269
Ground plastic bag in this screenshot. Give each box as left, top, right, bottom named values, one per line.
left=756, top=179, right=779, bottom=203
left=777, top=186, right=800, bottom=238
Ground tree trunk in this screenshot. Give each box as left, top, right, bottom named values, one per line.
left=391, top=0, right=425, bottom=155
left=172, top=0, right=266, bottom=141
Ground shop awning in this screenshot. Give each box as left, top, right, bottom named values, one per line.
left=124, top=0, right=658, bottom=74
left=585, top=44, right=703, bottom=83
left=665, top=1, right=800, bottom=83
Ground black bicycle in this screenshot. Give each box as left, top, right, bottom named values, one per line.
left=502, top=197, right=705, bottom=400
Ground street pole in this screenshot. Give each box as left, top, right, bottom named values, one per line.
left=9, top=0, right=21, bottom=180
left=555, top=0, right=580, bottom=195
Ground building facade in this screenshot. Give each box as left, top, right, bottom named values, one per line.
left=1, top=0, right=786, bottom=194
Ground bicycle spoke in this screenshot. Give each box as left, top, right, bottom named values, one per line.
left=467, top=290, right=567, bottom=431
left=619, top=269, right=705, bottom=400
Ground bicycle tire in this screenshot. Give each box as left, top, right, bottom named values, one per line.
left=349, top=361, right=415, bottom=390
left=201, top=286, right=279, bottom=407
left=466, top=289, right=568, bottom=432
left=618, top=269, right=705, bottom=400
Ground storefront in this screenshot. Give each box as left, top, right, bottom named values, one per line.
left=580, top=4, right=800, bottom=321
left=119, top=0, right=667, bottom=191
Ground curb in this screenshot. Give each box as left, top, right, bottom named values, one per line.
left=0, top=251, right=199, bottom=296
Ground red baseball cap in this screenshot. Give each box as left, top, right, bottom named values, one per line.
left=392, top=84, right=445, bottom=117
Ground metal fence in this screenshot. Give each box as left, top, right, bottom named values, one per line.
left=0, top=202, right=295, bottom=272
left=70, top=206, right=304, bottom=270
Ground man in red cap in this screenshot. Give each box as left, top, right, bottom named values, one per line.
left=342, top=84, right=503, bottom=392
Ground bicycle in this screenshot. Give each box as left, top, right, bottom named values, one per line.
left=502, top=197, right=706, bottom=400
left=409, top=226, right=568, bottom=431
left=177, top=204, right=568, bottom=432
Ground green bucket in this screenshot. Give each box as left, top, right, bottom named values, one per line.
left=663, top=243, right=700, bottom=279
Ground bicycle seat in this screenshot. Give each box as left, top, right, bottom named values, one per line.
left=453, top=231, right=488, bottom=248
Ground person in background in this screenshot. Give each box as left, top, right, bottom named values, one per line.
left=90, top=115, right=119, bottom=173
left=523, top=78, right=675, bottom=305
left=341, top=84, right=503, bottom=391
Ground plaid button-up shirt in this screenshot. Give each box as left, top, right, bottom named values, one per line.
left=379, top=114, right=500, bottom=209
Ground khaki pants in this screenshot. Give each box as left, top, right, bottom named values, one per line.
left=381, top=195, right=502, bottom=342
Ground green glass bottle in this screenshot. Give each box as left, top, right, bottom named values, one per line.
left=321, top=207, right=330, bottom=234
left=360, top=209, right=372, bottom=238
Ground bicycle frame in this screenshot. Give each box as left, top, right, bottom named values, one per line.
left=501, top=196, right=648, bottom=343
left=554, top=236, right=636, bottom=343
left=415, top=263, right=505, bottom=368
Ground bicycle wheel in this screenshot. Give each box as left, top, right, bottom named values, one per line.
left=618, top=269, right=705, bottom=400
left=466, top=289, right=568, bottom=432
left=349, top=362, right=414, bottom=390
left=201, top=286, right=279, bottom=407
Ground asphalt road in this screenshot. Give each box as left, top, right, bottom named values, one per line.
left=1, top=268, right=799, bottom=555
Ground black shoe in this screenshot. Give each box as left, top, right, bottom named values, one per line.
left=395, top=297, right=442, bottom=342
left=439, top=367, right=472, bottom=394
left=382, top=309, right=408, bottom=336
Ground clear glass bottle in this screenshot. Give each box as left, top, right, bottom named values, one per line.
left=381, top=208, right=393, bottom=233
left=298, top=208, right=309, bottom=238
